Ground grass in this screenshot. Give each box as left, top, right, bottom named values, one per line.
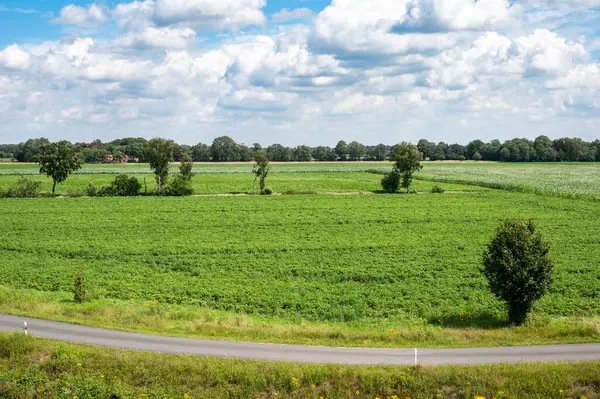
left=0, top=191, right=599, bottom=347
left=2, top=333, right=600, bottom=398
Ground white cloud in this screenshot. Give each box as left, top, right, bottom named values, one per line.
left=113, top=0, right=156, bottom=29
left=0, top=45, right=31, bottom=70
left=54, top=4, right=107, bottom=27
left=116, top=27, right=197, bottom=49
left=153, top=0, right=266, bottom=31
left=271, top=8, right=314, bottom=23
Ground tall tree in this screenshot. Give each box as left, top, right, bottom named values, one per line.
left=37, top=141, right=82, bottom=195
left=347, top=141, right=366, bottom=161
left=482, top=220, right=554, bottom=325
left=389, top=142, right=423, bottom=193
left=252, top=151, right=270, bottom=194
left=145, top=138, right=174, bottom=193
left=266, top=144, right=291, bottom=162
left=334, top=140, right=348, bottom=161
left=211, top=136, right=240, bottom=162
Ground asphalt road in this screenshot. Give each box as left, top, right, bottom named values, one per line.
left=1, top=314, right=600, bottom=365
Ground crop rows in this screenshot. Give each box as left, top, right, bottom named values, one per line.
left=0, top=192, right=598, bottom=324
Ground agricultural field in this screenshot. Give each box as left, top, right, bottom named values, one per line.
left=1, top=186, right=600, bottom=346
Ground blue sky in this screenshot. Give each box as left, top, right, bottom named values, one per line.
left=0, top=0, right=599, bottom=145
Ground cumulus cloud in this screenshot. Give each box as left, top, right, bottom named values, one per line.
left=153, top=0, right=266, bottom=30
left=271, top=8, right=314, bottom=23
left=54, top=4, right=107, bottom=27
left=0, top=45, right=31, bottom=70
left=116, top=27, right=197, bottom=49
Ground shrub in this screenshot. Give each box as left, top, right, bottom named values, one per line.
left=482, top=219, right=554, bottom=325
left=381, top=171, right=400, bottom=193
left=0, top=177, right=41, bottom=198
left=74, top=271, right=88, bottom=304
left=163, top=174, right=193, bottom=196
left=84, top=183, right=99, bottom=197
left=262, top=187, right=273, bottom=195
left=110, top=174, right=141, bottom=196
left=431, top=186, right=445, bottom=193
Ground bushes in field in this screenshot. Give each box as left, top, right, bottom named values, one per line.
left=382, top=143, right=423, bottom=193
left=0, top=177, right=42, bottom=198
left=74, top=271, right=88, bottom=304
left=482, top=220, right=554, bottom=325
left=431, top=186, right=445, bottom=194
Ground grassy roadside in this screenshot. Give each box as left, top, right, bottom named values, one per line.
left=1, top=333, right=600, bottom=398
left=2, top=286, right=598, bottom=349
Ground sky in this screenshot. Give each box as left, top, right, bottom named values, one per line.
left=0, top=0, right=599, bottom=146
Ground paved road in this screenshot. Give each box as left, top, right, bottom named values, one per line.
left=1, top=314, right=600, bottom=365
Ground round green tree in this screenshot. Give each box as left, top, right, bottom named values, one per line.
left=482, top=220, right=554, bottom=325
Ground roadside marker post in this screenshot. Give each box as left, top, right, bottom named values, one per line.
left=23, top=321, right=27, bottom=335
left=414, top=348, right=418, bottom=366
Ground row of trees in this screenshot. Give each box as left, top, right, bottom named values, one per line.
left=3, top=136, right=600, bottom=164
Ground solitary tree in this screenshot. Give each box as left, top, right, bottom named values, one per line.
left=385, top=142, right=423, bottom=193
left=482, top=220, right=554, bottom=325
left=37, top=141, right=82, bottom=195
left=252, top=151, right=270, bottom=194
left=74, top=270, right=88, bottom=304
left=145, top=138, right=174, bottom=193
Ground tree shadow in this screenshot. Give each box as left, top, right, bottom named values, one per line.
left=428, top=312, right=510, bottom=329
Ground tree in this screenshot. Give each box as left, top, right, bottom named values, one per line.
left=472, top=151, right=482, bottom=161
left=347, top=141, right=366, bottom=161
left=334, top=140, right=348, bottom=161
left=266, top=144, right=291, bottom=162
left=211, top=136, right=240, bottom=162
left=16, top=138, right=50, bottom=162
left=533, top=135, right=555, bottom=162
left=145, top=138, right=174, bottom=193
left=388, top=142, right=423, bottom=193
left=467, top=140, right=485, bottom=160
left=292, top=145, right=312, bottom=162
left=482, top=220, right=554, bottom=325
left=192, top=143, right=211, bottom=162
left=37, top=141, right=82, bottom=195
left=312, top=146, right=336, bottom=161
left=252, top=151, right=270, bottom=194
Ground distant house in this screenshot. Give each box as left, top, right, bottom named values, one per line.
left=103, top=154, right=134, bottom=163
left=103, top=154, right=114, bottom=163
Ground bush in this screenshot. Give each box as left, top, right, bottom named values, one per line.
left=74, top=271, right=88, bottom=304
left=262, top=187, right=273, bottom=195
left=163, top=174, right=193, bottom=196
left=431, top=186, right=445, bottom=193
left=84, top=183, right=99, bottom=197
left=110, top=174, right=141, bottom=196
left=0, top=177, right=41, bottom=198
left=482, top=220, right=554, bottom=325
left=381, top=171, right=400, bottom=193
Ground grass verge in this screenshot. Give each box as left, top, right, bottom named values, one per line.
left=1, top=333, right=600, bottom=398
left=1, top=286, right=598, bottom=349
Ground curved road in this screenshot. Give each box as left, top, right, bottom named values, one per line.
left=1, top=314, right=599, bottom=365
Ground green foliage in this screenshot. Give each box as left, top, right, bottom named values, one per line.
left=0, top=333, right=35, bottom=359
left=0, top=176, right=41, bottom=197
left=37, top=141, right=82, bottom=194
left=74, top=271, right=88, bottom=304
left=109, top=174, right=141, bottom=196
left=431, top=185, right=445, bottom=194
left=179, top=159, right=194, bottom=181
left=472, top=151, right=483, bottom=161
left=381, top=171, right=400, bottom=193
left=163, top=174, right=193, bottom=196
left=252, top=151, right=270, bottom=194
left=386, top=142, right=423, bottom=193
left=144, top=138, right=174, bottom=193
left=84, top=183, right=99, bottom=197
left=482, top=220, right=554, bottom=325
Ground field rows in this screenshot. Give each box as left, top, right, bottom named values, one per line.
left=1, top=192, right=599, bottom=324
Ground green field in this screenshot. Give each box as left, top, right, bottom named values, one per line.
left=2, top=333, right=600, bottom=399
left=1, top=162, right=599, bottom=348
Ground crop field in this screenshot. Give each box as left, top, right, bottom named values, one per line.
left=1, top=191, right=599, bottom=327
left=417, top=162, right=600, bottom=199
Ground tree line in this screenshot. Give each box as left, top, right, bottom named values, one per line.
left=2, top=135, right=600, bottom=163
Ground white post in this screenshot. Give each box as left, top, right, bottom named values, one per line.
left=414, top=348, right=418, bottom=366
left=23, top=321, right=28, bottom=336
